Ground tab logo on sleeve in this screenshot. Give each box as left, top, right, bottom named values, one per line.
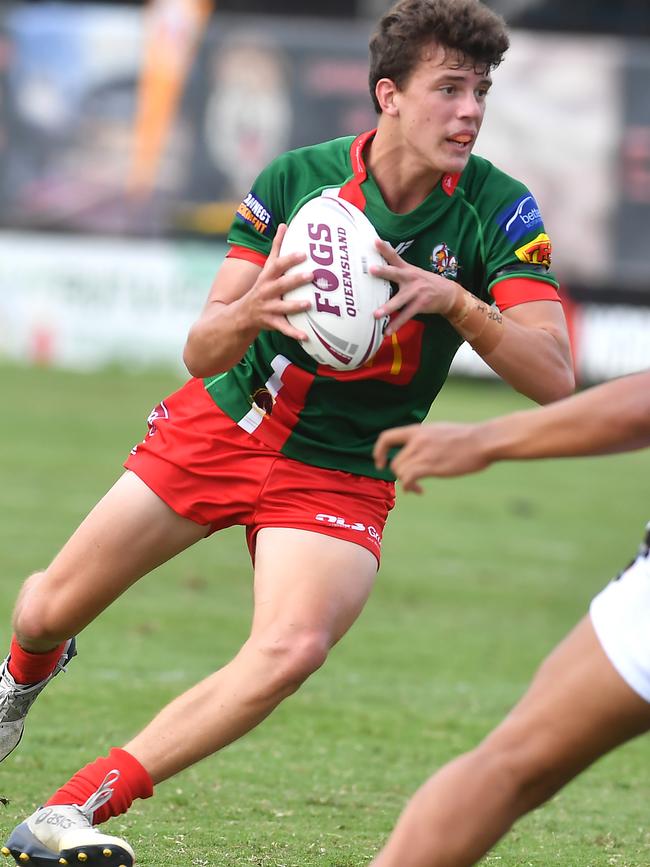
left=498, top=193, right=543, bottom=242
left=515, top=233, right=552, bottom=268
left=236, top=191, right=273, bottom=235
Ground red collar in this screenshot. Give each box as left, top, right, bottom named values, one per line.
left=339, top=129, right=461, bottom=208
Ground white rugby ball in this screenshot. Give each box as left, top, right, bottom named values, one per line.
left=281, top=194, right=391, bottom=370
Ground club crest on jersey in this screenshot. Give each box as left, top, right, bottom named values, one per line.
left=430, top=243, right=458, bottom=279
left=498, top=193, right=543, bottom=242
left=236, top=191, right=273, bottom=235
left=515, top=233, right=552, bottom=268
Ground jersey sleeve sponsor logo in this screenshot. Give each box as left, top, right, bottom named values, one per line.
left=498, top=193, right=543, bottom=242
left=235, top=191, right=273, bottom=235
left=430, top=242, right=459, bottom=279
left=514, top=233, right=552, bottom=268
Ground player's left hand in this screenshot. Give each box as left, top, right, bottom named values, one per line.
left=373, top=422, right=491, bottom=493
left=370, top=239, right=457, bottom=335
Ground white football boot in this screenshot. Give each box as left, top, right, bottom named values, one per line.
left=1, top=771, right=135, bottom=867
left=0, top=638, right=77, bottom=762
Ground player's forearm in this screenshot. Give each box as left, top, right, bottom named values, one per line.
left=446, top=289, right=574, bottom=404
left=183, top=300, right=258, bottom=377
left=476, top=321, right=575, bottom=404
left=481, top=371, right=650, bottom=463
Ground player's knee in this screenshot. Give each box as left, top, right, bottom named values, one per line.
left=12, top=571, right=70, bottom=645
left=476, top=727, right=563, bottom=814
left=254, top=629, right=330, bottom=693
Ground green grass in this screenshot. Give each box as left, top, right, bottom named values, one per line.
left=1, top=362, right=649, bottom=866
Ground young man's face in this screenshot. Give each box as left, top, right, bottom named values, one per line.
left=392, top=43, right=492, bottom=176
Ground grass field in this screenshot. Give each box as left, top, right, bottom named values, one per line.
left=1, top=362, right=649, bottom=866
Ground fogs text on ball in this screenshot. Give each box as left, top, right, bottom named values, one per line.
left=281, top=194, right=391, bottom=370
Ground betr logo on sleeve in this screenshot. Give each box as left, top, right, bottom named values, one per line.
left=498, top=193, right=543, bottom=243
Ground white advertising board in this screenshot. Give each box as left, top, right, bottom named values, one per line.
left=0, top=232, right=222, bottom=370
left=1, top=232, right=648, bottom=384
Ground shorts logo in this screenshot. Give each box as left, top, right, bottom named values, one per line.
left=315, top=513, right=382, bottom=545
left=146, top=401, right=169, bottom=437
left=130, top=400, right=169, bottom=455
left=236, top=191, right=273, bottom=235
left=515, top=233, right=552, bottom=268
left=498, top=193, right=543, bottom=242
left=430, top=242, right=458, bottom=278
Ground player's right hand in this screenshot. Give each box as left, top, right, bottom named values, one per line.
left=238, top=224, right=314, bottom=341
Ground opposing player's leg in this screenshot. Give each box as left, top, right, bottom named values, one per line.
left=370, top=614, right=650, bottom=867
left=0, top=470, right=209, bottom=764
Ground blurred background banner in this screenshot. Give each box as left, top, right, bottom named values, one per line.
left=128, top=0, right=213, bottom=197
left=0, top=1, right=649, bottom=380
left=0, top=5, right=377, bottom=237
left=0, top=230, right=220, bottom=369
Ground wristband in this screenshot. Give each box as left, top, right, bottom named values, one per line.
left=447, top=286, right=504, bottom=356
left=447, top=284, right=473, bottom=326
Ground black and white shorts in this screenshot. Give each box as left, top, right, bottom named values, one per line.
left=590, top=523, right=650, bottom=703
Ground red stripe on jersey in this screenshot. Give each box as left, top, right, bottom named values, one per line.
left=339, top=129, right=460, bottom=208
left=253, top=362, right=315, bottom=452
left=492, top=277, right=560, bottom=311
left=350, top=129, right=375, bottom=177
left=338, top=129, right=376, bottom=210
left=339, top=180, right=367, bottom=210
left=227, top=245, right=268, bottom=268
left=316, top=319, right=425, bottom=386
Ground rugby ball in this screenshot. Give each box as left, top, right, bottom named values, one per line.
left=281, top=194, right=391, bottom=370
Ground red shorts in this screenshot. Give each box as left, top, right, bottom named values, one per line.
left=124, top=378, right=395, bottom=563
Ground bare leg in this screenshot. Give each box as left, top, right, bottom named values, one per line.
left=371, top=616, right=650, bottom=867
left=12, top=471, right=209, bottom=650
left=124, top=527, right=378, bottom=782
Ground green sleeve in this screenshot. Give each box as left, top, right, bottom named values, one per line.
left=470, top=162, right=560, bottom=297
left=226, top=153, right=294, bottom=257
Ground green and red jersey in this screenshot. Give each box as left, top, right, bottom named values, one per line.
left=205, top=130, right=560, bottom=480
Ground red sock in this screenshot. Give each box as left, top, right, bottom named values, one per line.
left=45, top=748, right=154, bottom=825
left=7, top=636, right=66, bottom=684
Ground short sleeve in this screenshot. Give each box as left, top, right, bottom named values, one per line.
left=474, top=170, right=560, bottom=302
left=226, top=155, right=290, bottom=258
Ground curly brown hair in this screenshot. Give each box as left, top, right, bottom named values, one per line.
left=368, top=0, right=509, bottom=112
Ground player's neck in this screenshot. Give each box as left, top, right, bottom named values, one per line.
left=366, top=127, right=444, bottom=214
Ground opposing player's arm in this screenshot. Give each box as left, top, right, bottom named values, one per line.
left=183, top=225, right=313, bottom=378
left=374, top=370, right=650, bottom=492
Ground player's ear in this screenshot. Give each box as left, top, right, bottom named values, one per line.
left=375, top=78, right=399, bottom=116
